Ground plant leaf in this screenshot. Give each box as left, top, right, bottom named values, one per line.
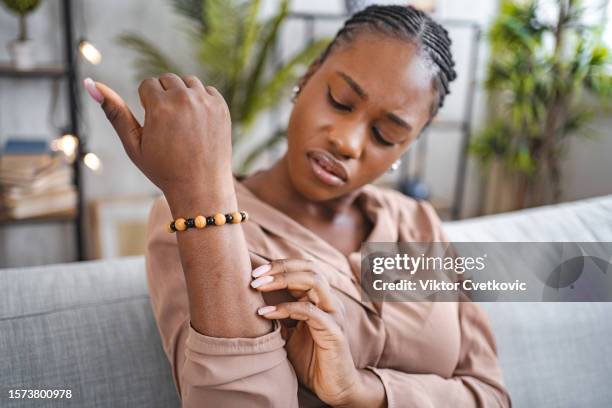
left=240, top=0, right=289, bottom=123
left=116, top=33, right=182, bottom=79
left=243, top=37, right=330, bottom=128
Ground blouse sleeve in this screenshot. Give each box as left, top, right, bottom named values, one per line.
left=365, top=301, right=511, bottom=407
left=144, top=196, right=299, bottom=408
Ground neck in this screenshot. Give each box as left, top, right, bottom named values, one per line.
left=243, top=154, right=362, bottom=224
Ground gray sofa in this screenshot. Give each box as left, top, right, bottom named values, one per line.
left=1, top=194, right=611, bottom=408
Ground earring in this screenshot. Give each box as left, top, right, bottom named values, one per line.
left=291, top=85, right=300, bottom=103
left=387, top=159, right=401, bottom=173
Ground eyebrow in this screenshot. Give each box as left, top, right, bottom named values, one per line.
left=336, top=70, right=413, bottom=132
left=386, top=113, right=413, bottom=131
left=337, top=71, right=368, bottom=99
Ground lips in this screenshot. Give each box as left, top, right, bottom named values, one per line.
left=306, top=149, right=348, bottom=182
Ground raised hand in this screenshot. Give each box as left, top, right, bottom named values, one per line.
left=83, top=74, right=233, bottom=201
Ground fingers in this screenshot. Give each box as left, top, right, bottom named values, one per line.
left=258, top=302, right=338, bottom=334
left=138, top=78, right=163, bottom=109
left=182, top=75, right=206, bottom=91
left=158, top=73, right=186, bottom=90
left=252, top=258, right=315, bottom=279
left=92, top=81, right=142, bottom=162
left=251, top=259, right=338, bottom=314
left=204, top=84, right=222, bottom=97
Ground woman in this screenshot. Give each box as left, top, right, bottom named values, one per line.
left=85, top=5, right=511, bottom=407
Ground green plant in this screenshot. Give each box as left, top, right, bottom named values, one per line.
left=1, top=0, right=42, bottom=41
left=117, top=0, right=330, bottom=175
left=471, top=0, right=612, bottom=208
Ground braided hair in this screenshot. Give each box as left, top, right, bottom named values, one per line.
left=311, top=5, right=457, bottom=119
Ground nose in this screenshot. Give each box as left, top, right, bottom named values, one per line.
left=327, top=120, right=367, bottom=161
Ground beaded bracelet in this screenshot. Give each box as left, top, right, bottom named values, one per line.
left=167, top=210, right=248, bottom=233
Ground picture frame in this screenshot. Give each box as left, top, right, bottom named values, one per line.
left=89, top=193, right=160, bottom=259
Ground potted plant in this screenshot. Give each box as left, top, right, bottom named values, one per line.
left=344, top=0, right=377, bottom=15
left=118, top=0, right=330, bottom=175
left=471, top=0, right=612, bottom=213
left=1, top=0, right=42, bottom=70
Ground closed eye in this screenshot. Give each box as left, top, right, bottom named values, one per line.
left=372, top=126, right=394, bottom=147
left=327, top=86, right=352, bottom=112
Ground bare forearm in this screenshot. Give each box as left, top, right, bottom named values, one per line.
left=166, top=182, right=272, bottom=338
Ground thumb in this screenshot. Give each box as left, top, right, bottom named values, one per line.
left=83, top=78, right=142, bottom=162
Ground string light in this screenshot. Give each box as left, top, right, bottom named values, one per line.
left=79, top=39, right=102, bottom=65
left=50, top=133, right=79, bottom=161
left=83, top=152, right=103, bottom=173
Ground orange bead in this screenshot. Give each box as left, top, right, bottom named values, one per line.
left=213, top=213, right=226, bottom=225
left=166, top=222, right=175, bottom=233
left=195, top=215, right=206, bottom=229
left=231, top=211, right=241, bottom=224
left=175, top=218, right=187, bottom=231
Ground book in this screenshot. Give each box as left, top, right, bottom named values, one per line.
left=1, top=169, right=73, bottom=202
left=2, top=138, right=51, bottom=155
left=0, top=154, right=65, bottom=179
left=0, top=158, right=71, bottom=187
left=0, top=187, right=77, bottom=219
left=2, top=184, right=75, bottom=207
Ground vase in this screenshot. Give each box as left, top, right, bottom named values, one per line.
left=8, top=39, right=35, bottom=70
left=344, top=0, right=378, bottom=15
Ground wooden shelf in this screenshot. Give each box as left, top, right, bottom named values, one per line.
left=0, top=0, right=85, bottom=261
left=0, top=208, right=77, bottom=225
left=0, top=64, right=68, bottom=79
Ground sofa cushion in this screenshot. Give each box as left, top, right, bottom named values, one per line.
left=479, top=302, right=612, bottom=408
left=0, top=256, right=179, bottom=408
left=444, top=194, right=612, bottom=408
left=443, top=194, right=612, bottom=242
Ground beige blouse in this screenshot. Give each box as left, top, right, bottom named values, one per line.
left=145, top=175, right=511, bottom=407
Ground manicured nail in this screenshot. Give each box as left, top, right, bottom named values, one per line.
left=257, top=305, right=276, bottom=315
left=83, top=77, right=104, bottom=103
left=251, top=275, right=274, bottom=288
left=252, top=263, right=271, bottom=278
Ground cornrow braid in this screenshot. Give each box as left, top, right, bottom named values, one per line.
left=315, top=4, right=457, bottom=119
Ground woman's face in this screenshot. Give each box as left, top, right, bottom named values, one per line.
left=286, top=33, right=437, bottom=201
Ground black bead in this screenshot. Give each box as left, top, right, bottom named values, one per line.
left=206, top=216, right=215, bottom=225
left=225, top=214, right=233, bottom=223
left=240, top=211, right=247, bottom=221
left=186, top=218, right=195, bottom=228
left=170, top=221, right=176, bottom=231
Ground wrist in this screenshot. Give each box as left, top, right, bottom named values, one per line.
left=339, top=369, right=386, bottom=408
left=165, top=177, right=238, bottom=219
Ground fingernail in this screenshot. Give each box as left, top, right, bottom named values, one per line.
left=252, top=263, right=271, bottom=278
left=251, top=275, right=274, bottom=288
left=257, top=305, right=276, bottom=315
left=83, top=77, right=104, bottom=103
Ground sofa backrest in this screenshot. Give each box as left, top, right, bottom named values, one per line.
left=0, top=256, right=180, bottom=408
left=444, top=194, right=612, bottom=408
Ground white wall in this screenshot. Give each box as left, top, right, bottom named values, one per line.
left=0, top=0, right=610, bottom=267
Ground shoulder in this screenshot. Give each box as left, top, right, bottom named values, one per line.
left=364, top=183, right=447, bottom=242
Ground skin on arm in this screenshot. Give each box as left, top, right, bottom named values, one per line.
left=86, top=74, right=271, bottom=338
left=165, top=183, right=271, bottom=338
